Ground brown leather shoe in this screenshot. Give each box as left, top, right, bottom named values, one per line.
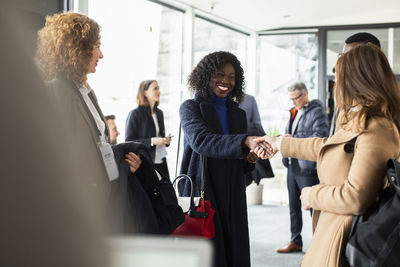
left=276, top=242, right=302, bottom=253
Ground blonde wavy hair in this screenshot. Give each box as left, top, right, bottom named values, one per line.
left=335, top=43, right=400, bottom=131
left=36, top=12, right=100, bottom=86
left=136, top=80, right=159, bottom=106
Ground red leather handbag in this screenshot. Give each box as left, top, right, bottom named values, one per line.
left=171, top=157, right=215, bottom=239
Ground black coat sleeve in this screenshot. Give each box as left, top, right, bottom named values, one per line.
left=125, top=109, right=151, bottom=147
left=180, top=100, right=248, bottom=159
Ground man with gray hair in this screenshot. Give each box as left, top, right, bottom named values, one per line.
left=277, top=82, right=329, bottom=253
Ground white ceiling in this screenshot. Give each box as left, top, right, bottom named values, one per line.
left=175, top=0, right=400, bottom=32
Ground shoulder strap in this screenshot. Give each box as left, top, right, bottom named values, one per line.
left=175, top=123, right=182, bottom=178
left=174, top=123, right=207, bottom=199
left=201, top=155, right=207, bottom=199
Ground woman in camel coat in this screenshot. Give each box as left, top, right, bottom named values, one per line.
left=255, top=43, right=400, bottom=266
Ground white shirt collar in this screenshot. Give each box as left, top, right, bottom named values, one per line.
left=79, top=84, right=91, bottom=94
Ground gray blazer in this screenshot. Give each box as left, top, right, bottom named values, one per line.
left=47, top=76, right=111, bottom=215
left=239, top=94, right=262, bottom=125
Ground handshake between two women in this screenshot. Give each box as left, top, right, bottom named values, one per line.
left=244, top=135, right=290, bottom=161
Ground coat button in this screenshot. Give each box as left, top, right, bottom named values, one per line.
left=344, top=143, right=354, bottom=153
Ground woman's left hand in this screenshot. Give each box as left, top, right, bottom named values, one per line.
left=300, top=187, right=312, bottom=210
left=246, top=151, right=259, bottom=163
left=125, top=152, right=142, bottom=173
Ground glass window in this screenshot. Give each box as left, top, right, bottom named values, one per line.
left=84, top=0, right=183, bottom=177
left=394, top=28, right=400, bottom=74
left=258, top=34, right=319, bottom=134
left=257, top=33, right=318, bottom=204
left=326, top=29, right=389, bottom=76
left=193, top=17, right=248, bottom=72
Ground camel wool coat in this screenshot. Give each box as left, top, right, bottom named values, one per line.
left=281, top=116, right=400, bottom=267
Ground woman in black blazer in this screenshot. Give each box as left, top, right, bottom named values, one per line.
left=125, top=80, right=171, bottom=178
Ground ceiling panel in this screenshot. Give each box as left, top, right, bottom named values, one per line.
left=175, top=0, right=400, bottom=32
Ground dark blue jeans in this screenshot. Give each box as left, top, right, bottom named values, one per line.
left=287, top=159, right=319, bottom=247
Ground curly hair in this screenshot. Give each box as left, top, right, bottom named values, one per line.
left=36, top=12, right=100, bottom=86
left=335, top=43, right=400, bottom=131
left=188, top=51, right=245, bottom=103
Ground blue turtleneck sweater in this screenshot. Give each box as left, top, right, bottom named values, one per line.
left=211, top=91, right=229, bottom=134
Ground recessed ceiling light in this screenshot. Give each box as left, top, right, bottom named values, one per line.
left=283, top=15, right=291, bottom=18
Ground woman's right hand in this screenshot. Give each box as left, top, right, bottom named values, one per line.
left=125, top=152, right=142, bottom=173
left=243, top=136, right=260, bottom=151
left=253, top=136, right=279, bottom=159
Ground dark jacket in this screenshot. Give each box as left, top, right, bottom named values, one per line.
left=179, top=96, right=253, bottom=267
left=110, top=142, right=159, bottom=234
left=125, top=105, right=166, bottom=161
left=111, top=141, right=184, bottom=235
left=48, top=76, right=111, bottom=222
left=283, top=99, right=329, bottom=172
left=245, top=122, right=274, bottom=186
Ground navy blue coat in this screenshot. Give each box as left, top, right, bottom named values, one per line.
left=179, top=96, right=252, bottom=267
left=283, top=99, right=329, bottom=172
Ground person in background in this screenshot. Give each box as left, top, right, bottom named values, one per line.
left=179, top=51, right=260, bottom=267
left=125, top=80, right=171, bottom=179
left=277, top=82, right=329, bottom=253
left=105, top=114, right=120, bottom=145
left=330, top=32, right=381, bottom=136
left=255, top=43, right=400, bottom=266
left=239, top=93, right=262, bottom=126
left=343, top=32, right=381, bottom=54
left=239, top=93, right=274, bottom=185
left=36, top=12, right=142, bottom=217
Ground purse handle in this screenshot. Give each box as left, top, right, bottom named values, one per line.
left=173, top=174, right=196, bottom=208
left=172, top=156, right=207, bottom=201
left=172, top=172, right=208, bottom=219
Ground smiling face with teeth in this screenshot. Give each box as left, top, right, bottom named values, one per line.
left=209, top=63, right=236, bottom=98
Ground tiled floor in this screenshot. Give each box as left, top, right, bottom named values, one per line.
left=248, top=204, right=312, bottom=267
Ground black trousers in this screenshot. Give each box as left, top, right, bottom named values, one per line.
left=154, top=158, right=170, bottom=179
left=286, top=159, right=319, bottom=246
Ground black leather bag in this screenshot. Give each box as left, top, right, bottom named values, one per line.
left=345, top=158, right=400, bottom=267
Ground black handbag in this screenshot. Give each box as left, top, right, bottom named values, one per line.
left=345, top=158, right=400, bottom=267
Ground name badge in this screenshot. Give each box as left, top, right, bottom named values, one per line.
left=99, top=142, right=119, bottom=181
